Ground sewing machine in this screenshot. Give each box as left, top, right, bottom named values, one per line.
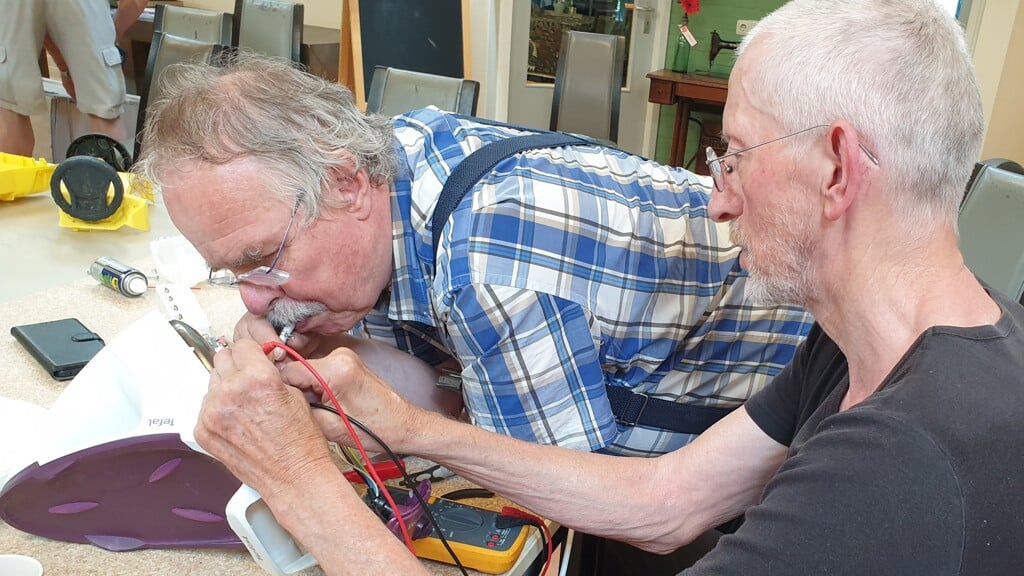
left=709, top=30, right=740, bottom=69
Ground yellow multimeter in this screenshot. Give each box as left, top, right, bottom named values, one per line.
left=412, top=496, right=530, bottom=574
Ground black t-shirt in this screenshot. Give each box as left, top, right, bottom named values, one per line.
left=684, top=290, right=1024, bottom=575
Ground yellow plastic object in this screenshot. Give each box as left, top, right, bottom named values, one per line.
left=129, top=172, right=156, bottom=202
left=411, top=496, right=530, bottom=574
left=56, top=172, right=151, bottom=232
left=0, top=153, right=56, bottom=201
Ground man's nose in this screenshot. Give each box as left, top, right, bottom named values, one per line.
left=237, top=282, right=283, bottom=316
left=708, top=185, right=742, bottom=223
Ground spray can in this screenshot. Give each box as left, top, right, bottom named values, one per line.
left=89, top=257, right=148, bottom=297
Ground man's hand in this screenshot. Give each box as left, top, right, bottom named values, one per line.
left=280, top=347, right=425, bottom=453
left=60, top=71, right=77, bottom=102
left=192, top=340, right=434, bottom=576
left=113, top=0, right=148, bottom=41
left=193, top=340, right=336, bottom=501
left=233, top=311, right=321, bottom=362
left=42, top=35, right=76, bottom=101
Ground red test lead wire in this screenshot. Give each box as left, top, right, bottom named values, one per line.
left=260, top=341, right=416, bottom=553
left=500, top=507, right=554, bottom=576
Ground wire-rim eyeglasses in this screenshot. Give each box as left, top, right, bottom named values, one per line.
left=705, top=124, right=880, bottom=192
left=208, top=199, right=301, bottom=288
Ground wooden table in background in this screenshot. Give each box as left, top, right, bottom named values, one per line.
left=646, top=69, right=729, bottom=170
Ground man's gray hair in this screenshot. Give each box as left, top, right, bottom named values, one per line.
left=134, top=54, right=398, bottom=223
left=741, top=0, right=983, bottom=229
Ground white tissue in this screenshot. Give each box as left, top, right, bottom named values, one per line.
left=150, top=235, right=210, bottom=287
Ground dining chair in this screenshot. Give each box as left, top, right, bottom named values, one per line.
left=958, top=158, right=1024, bottom=303
left=135, top=32, right=224, bottom=161
left=549, top=30, right=625, bottom=144
left=231, top=0, right=303, bottom=63
left=154, top=4, right=233, bottom=45
left=365, top=66, right=480, bottom=117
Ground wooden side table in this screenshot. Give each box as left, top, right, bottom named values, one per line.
left=646, top=69, right=729, bottom=170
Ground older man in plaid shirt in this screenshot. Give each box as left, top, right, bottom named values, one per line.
left=141, top=58, right=811, bottom=460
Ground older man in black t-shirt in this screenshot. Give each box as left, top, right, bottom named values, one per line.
left=181, top=0, right=1024, bottom=574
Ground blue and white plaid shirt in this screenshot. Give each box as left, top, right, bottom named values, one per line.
left=353, top=109, right=814, bottom=456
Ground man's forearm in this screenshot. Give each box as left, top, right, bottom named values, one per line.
left=271, top=461, right=431, bottom=575
left=301, top=347, right=781, bottom=554
left=42, top=35, right=66, bottom=71
left=114, top=0, right=147, bottom=40
left=402, top=410, right=696, bottom=552
left=394, top=407, right=785, bottom=554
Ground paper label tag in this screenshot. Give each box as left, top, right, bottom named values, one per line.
left=680, top=25, right=698, bottom=47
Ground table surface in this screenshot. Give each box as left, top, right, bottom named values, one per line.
left=0, top=270, right=541, bottom=575
left=645, top=69, right=730, bottom=88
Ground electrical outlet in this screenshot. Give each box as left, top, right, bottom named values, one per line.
left=736, top=19, right=758, bottom=35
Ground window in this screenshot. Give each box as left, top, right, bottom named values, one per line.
left=527, top=0, right=631, bottom=86
left=937, top=0, right=974, bottom=24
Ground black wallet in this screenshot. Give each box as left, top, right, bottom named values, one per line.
left=11, top=318, right=106, bottom=381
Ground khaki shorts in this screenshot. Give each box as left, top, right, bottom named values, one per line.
left=0, top=0, right=126, bottom=118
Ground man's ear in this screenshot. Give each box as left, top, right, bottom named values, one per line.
left=820, top=121, right=864, bottom=222
left=328, top=152, right=375, bottom=221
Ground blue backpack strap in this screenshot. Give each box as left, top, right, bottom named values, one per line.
left=605, top=384, right=736, bottom=435
left=431, top=131, right=588, bottom=251
left=430, top=121, right=730, bottom=438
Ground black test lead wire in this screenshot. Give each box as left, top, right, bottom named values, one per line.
left=310, top=403, right=469, bottom=576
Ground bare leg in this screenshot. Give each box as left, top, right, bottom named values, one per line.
left=87, top=114, right=127, bottom=146
left=0, top=108, right=35, bottom=157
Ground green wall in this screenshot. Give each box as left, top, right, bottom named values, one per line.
left=654, top=0, right=787, bottom=166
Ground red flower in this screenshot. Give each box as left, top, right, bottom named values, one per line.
left=679, top=0, right=700, bottom=15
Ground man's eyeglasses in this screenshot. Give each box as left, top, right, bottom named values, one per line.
left=705, top=124, right=880, bottom=192
left=208, top=200, right=300, bottom=288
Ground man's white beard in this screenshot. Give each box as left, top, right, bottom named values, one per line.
left=743, top=257, right=816, bottom=307
left=730, top=202, right=819, bottom=308
left=267, top=299, right=328, bottom=331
